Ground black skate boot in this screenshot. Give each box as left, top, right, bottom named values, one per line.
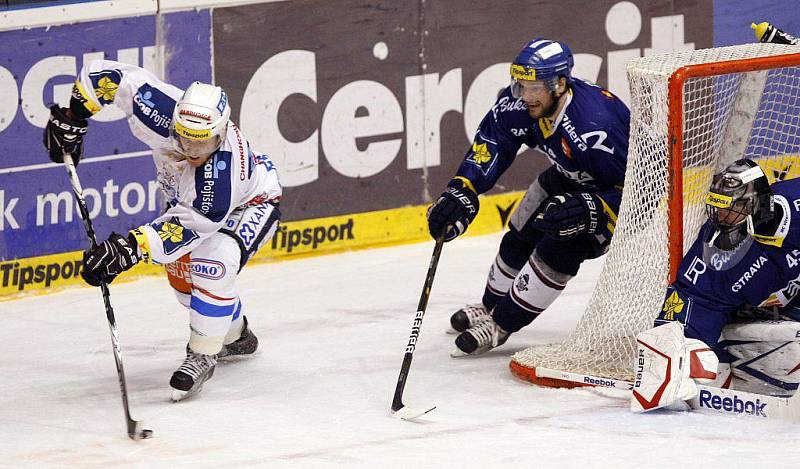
left=452, top=318, right=510, bottom=356
left=449, top=303, right=490, bottom=333
left=170, top=347, right=217, bottom=402
left=218, top=316, right=259, bottom=359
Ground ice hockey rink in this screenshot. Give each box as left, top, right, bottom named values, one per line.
left=2, top=232, right=799, bottom=468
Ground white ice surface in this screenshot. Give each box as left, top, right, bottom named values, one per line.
left=2, top=232, right=799, bottom=468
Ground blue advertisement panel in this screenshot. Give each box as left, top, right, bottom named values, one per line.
left=0, top=10, right=211, bottom=261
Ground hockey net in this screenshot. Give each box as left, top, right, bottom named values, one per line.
left=511, top=43, right=800, bottom=386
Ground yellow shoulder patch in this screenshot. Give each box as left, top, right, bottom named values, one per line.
left=94, top=76, right=119, bottom=103
left=471, top=142, right=492, bottom=164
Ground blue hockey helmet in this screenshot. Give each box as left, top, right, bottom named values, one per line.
left=510, top=38, right=574, bottom=96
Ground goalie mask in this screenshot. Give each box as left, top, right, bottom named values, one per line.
left=171, top=82, right=231, bottom=162
left=705, top=159, right=774, bottom=251
left=509, top=37, right=573, bottom=97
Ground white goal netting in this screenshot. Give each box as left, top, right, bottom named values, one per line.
left=512, top=43, right=800, bottom=382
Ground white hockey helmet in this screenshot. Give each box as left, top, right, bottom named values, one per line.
left=171, top=81, right=231, bottom=158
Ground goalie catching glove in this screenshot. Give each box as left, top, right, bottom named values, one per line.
left=631, top=322, right=720, bottom=413
left=44, top=105, right=88, bottom=164
left=81, top=232, right=141, bottom=286
left=531, top=192, right=607, bottom=241
left=427, top=178, right=479, bottom=242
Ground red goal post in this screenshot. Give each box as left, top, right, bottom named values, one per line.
left=511, top=43, right=800, bottom=388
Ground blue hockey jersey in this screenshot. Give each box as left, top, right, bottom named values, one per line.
left=657, top=178, right=800, bottom=345
left=455, top=78, right=630, bottom=215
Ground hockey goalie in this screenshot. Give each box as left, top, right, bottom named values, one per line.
left=632, top=159, right=800, bottom=412
left=632, top=22, right=800, bottom=413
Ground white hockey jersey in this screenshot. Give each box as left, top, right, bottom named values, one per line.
left=73, top=60, right=282, bottom=264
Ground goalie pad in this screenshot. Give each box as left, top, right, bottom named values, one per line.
left=717, top=320, right=800, bottom=396
left=631, top=322, right=720, bottom=413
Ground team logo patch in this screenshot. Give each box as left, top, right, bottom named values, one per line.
left=516, top=273, right=529, bottom=292
left=662, top=290, right=685, bottom=321
left=151, top=218, right=200, bottom=255
left=471, top=142, right=492, bottom=164
left=88, top=69, right=122, bottom=105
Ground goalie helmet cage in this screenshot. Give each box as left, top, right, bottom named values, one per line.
left=511, top=43, right=800, bottom=387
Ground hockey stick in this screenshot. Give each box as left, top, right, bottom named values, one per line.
left=525, top=366, right=800, bottom=422
left=63, top=153, right=153, bottom=440
left=391, top=234, right=445, bottom=420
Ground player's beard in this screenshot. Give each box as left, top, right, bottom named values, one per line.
left=527, top=91, right=564, bottom=119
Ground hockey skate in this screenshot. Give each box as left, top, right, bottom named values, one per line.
left=218, top=316, right=259, bottom=360
left=170, top=347, right=217, bottom=402
left=448, top=303, right=490, bottom=334
left=452, top=318, right=510, bottom=357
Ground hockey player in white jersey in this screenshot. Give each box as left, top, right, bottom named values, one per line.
left=43, top=60, right=282, bottom=401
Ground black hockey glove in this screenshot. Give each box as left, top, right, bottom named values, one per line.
left=44, top=105, right=88, bottom=164
left=531, top=192, right=607, bottom=241
left=427, top=178, right=479, bottom=242
left=81, top=232, right=141, bottom=287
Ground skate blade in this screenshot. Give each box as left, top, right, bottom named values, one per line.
left=171, top=389, right=192, bottom=402
left=171, top=382, right=204, bottom=402
left=450, top=346, right=492, bottom=358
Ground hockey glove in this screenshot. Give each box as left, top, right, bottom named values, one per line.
left=531, top=192, right=607, bottom=241
left=427, top=178, right=479, bottom=242
left=81, top=232, right=141, bottom=287
left=44, top=105, right=88, bottom=164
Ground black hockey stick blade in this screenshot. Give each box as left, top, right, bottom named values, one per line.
left=128, top=419, right=154, bottom=440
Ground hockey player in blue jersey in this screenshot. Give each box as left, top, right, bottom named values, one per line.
left=426, top=37, right=630, bottom=355
left=632, top=159, right=800, bottom=412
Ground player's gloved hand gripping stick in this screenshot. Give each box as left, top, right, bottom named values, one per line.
left=63, top=152, right=152, bottom=440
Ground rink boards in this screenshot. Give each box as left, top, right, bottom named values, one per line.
left=0, top=191, right=522, bottom=298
